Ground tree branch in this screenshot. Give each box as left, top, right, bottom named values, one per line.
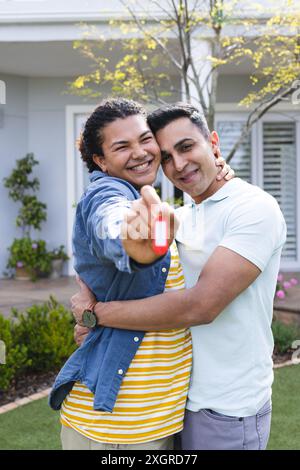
left=226, top=85, right=297, bottom=163
left=121, top=1, right=184, bottom=74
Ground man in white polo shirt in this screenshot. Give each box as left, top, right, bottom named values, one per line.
left=71, top=103, right=286, bottom=450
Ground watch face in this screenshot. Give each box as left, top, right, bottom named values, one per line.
left=82, top=310, right=97, bottom=328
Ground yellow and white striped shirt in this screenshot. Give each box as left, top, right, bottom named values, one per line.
left=61, top=242, right=192, bottom=444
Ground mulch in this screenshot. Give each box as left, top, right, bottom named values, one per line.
left=272, top=349, right=293, bottom=366
left=0, top=351, right=294, bottom=408
left=0, top=369, right=59, bottom=407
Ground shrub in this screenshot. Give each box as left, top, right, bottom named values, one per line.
left=3, top=153, right=47, bottom=235
left=0, top=297, right=76, bottom=392
left=272, top=320, right=300, bottom=355
left=0, top=315, right=31, bottom=391
left=12, top=297, right=76, bottom=372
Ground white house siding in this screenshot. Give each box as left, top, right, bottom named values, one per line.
left=0, top=74, right=28, bottom=276
left=0, top=75, right=98, bottom=276
left=217, top=75, right=255, bottom=103
left=27, top=77, right=97, bottom=256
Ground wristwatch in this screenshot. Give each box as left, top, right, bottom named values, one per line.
left=82, top=309, right=97, bottom=328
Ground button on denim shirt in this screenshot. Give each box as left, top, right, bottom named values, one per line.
left=49, top=170, right=171, bottom=413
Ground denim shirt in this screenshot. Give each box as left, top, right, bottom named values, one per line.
left=49, top=170, right=171, bottom=412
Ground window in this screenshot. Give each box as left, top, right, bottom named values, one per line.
left=217, top=114, right=299, bottom=267
left=263, top=121, right=297, bottom=261
left=217, top=121, right=252, bottom=182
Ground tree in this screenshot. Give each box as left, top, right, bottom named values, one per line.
left=3, top=154, right=52, bottom=279
left=70, top=0, right=300, bottom=162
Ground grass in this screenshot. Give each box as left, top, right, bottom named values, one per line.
left=268, top=364, right=300, bottom=450
left=0, top=365, right=299, bottom=450
left=0, top=397, right=61, bottom=450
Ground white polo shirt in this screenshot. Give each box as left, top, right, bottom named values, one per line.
left=176, top=178, right=286, bottom=417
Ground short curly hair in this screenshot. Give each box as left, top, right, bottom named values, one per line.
left=78, top=98, right=147, bottom=173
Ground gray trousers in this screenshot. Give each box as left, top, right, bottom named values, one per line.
left=180, top=399, right=272, bottom=450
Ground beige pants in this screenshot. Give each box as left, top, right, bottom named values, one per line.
left=61, top=425, right=174, bottom=450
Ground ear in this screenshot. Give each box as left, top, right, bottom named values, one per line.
left=210, top=131, right=220, bottom=158
left=92, top=154, right=107, bottom=172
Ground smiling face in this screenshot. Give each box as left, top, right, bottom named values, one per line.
left=156, top=117, right=222, bottom=203
left=93, top=115, right=161, bottom=189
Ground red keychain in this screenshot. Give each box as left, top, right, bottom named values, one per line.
left=152, top=213, right=169, bottom=255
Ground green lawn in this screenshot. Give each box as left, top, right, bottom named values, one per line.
left=268, top=364, right=300, bottom=450
left=0, top=397, right=61, bottom=450
left=0, top=365, right=299, bottom=450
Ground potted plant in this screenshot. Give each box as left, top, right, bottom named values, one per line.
left=6, top=238, right=51, bottom=281
left=49, top=245, right=69, bottom=279
left=4, top=154, right=49, bottom=281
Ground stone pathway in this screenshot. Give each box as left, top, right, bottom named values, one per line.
left=0, top=276, right=77, bottom=318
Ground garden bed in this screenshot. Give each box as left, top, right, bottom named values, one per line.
left=0, top=369, right=59, bottom=407
left=0, top=298, right=76, bottom=407
left=273, top=350, right=294, bottom=366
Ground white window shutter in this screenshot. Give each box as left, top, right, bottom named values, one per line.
left=263, top=122, right=297, bottom=261
left=217, top=121, right=252, bottom=182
